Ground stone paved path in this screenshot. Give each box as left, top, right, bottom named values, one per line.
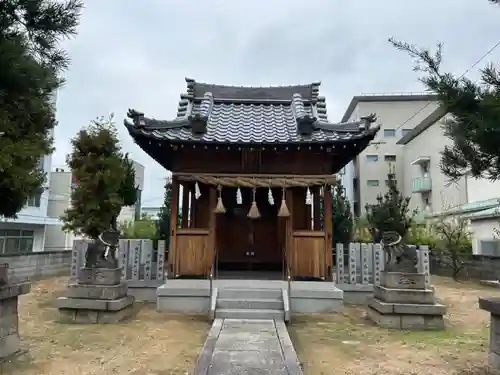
left=193, top=318, right=303, bottom=375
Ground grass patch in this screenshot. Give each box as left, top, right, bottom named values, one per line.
left=4, top=276, right=209, bottom=375
left=290, top=276, right=499, bottom=375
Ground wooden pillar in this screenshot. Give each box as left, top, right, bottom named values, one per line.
left=167, top=176, right=180, bottom=278
left=206, top=186, right=217, bottom=276
left=313, top=187, right=321, bottom=230
left=285, top=188, right=294, bottom=279
left=304, top=187, right=312, bottom=230
left=324, top=185, right=333, bottom=281
left=181, top=183, right=190, bottom=228
left=190, top=183, right=198, bottom=228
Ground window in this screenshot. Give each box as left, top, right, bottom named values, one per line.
left=367, top=180, right=379, bottom=187
left=384, top=129, right=396, bottom=137
left=0, top=229, right=34, bottom=254
left=480, top=240, right=500, bottom=257
left=385, top=179, right=398, bottom=186
left=365, top=155, right=379, bottom=162
left=402, top=128, right=412, bottom=137
left=384, top=155, right=396, bottom=162
left=27, top=192, right=42, bottom=207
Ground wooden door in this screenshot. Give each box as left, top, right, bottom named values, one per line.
left=216, top=212, right=251, bottom=266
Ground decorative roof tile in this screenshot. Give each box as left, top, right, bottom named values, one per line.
left=125, top=78, right=380, bottom=145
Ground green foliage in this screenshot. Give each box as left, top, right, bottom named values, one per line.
left=406, top=224, right=440, bottom=249
left=120, top=216, right=158, bottom=239
left=62, top=115, right=138, bottom=238
left=389, top=2, right=500, bottom=183
left=157, top=178, right=172, bottom=241
left=0, top=0, right=82, bottom=218
left=432, top=215, right=472, bottom=279
left=365, top=170, right=416, bottom=241
left=119, top=154, right=137, bottom=206
left=331, top=180, right=353, bottom=245
left=352, top=217, right=372, bottom=243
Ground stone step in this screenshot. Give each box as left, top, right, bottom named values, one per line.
left=217, top=298, right=283, bottom=310
left=215, top=308, right=284, bottom=320
left=217, top=288, right=282, bottom=299
left=374, top=285, right=436, bottom=304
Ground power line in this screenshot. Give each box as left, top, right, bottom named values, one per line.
left=394, top=39, right=500, bottom=132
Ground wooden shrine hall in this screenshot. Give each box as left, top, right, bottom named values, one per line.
left=125, top=78, right=380, bottom=282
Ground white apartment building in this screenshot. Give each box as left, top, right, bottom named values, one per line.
left=44, top=161, right=145, bottom=251
left=0, top=154, right=63, bottom=254
left=397, top=108, right=468, bottom=215
left=340, top=93, right=440, bottom=216
left=397, top=107, right=500, bottom=255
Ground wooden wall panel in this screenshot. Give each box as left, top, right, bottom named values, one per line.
left=171, top=148, right=333, bottom=175
left=176, top=230, right=209, bottom=276
left=291, top=231, right=326, bottom=279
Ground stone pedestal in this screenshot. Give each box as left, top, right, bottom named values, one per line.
left=366, top=271, right=445, bottom=330
left=57, top=268, right=135, bottom=324
left=479, top=297, right=500, bottom=369
left=0, top=263, right=31, bottom=361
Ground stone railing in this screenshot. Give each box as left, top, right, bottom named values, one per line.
left=334, top=243, right=431, bottom=304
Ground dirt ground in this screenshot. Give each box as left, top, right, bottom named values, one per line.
left=3, top=275, right=499, bottom=375
left=1, top=277, right=209, bottom=375
left=289, top=276, right=500, bottom=375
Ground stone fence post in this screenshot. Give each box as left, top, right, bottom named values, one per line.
left=0, top=263, right=31, bottom=360
left=479, top=297, right=500, bottom=369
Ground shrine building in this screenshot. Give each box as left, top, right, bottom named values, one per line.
left=124, top=77, right=380, bottom=282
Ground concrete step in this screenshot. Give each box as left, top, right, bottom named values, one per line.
left=217, top=288, right=282, bottom=299
left=215, top=308, right=284, bottom=320
left=217, top=298, right=283, bottom=310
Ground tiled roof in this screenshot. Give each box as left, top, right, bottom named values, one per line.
left=427, top=197, right=500, bottom=218
left=124, top=78, right=380, bottom=145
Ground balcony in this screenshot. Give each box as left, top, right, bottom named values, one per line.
left=411, top=156, right=431, bottom=166
left=412, top=176, right=432, bottom=193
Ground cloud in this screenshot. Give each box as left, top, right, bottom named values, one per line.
left=54, top=0, right=500, bottom=206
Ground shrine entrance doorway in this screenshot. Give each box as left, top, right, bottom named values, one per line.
left=215, top=187, right=285, bottom=280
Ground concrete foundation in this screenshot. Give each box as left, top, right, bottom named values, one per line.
left=479, top=297, right=500, bottom=370
left=156, top=279, right=344, bottom=316
left=0, top=263, right=31, bottom=361
left=57, top=267, right=135, bottom=324
left=367, top=272, right=445, bottom=330
left=337, top=283, right=373, bottom=304
left=289, top=281, right=343, bottom=313
left=157, top=279, right=210, bottom=313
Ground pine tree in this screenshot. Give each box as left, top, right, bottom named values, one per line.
left=389, top=0, right=500, bottom=182
left=62, top=115, right=137, bottom=239
left=365, top=168, right=414, bottom=242
left=0, top=0, right=82, bottom=218
left=331, top=180, right=353, bottom=246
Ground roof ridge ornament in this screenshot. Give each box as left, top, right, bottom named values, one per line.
left=310, top=113, right=378, bottom=133
left=188, top=91, right=213, bottom=134
left=292, top=93, right=317, bottom=135
left=126, top=109, right=146, bottom=128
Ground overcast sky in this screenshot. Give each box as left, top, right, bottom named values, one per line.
left=54, top=0, right=500, bottom=207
